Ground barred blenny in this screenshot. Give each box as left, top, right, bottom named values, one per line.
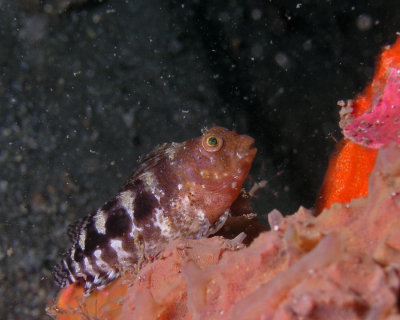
left=53, top=126, right=257, bottom=292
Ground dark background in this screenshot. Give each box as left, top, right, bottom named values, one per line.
left=1, top=0, right=399, bottom=318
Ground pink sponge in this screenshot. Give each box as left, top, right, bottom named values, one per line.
left=343, top=68, right=400, bottom=148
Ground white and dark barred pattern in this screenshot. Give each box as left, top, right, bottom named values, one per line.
left=53, top=127, right=256, bottom=292
left=54, top=144, right=215, bottom=292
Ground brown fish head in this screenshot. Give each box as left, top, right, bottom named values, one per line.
left=196, top=126, right=257, bottom=187
left=180, top=126, right=257, bottom=223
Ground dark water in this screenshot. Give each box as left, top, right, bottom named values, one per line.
left=0, top=0, right=399, bottom=318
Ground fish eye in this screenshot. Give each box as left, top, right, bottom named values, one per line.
left=207, top=136, right=218, bottom=146
left=202, top=135, right=223, bottom=152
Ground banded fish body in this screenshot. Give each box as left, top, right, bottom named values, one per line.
left=54, top=126, right=257, bottom=292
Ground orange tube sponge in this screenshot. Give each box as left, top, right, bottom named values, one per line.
left=315, top=139, right=377, bottom=213
left=316, top=35, right=400, bottom=213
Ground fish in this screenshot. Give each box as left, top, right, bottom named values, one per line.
left=53, top=126, right=257, bottom=292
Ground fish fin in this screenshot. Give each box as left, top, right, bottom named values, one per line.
left=67, top=216, right=90, bottom=243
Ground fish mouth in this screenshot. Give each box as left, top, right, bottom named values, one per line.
left=248, top=145, right=257, bottom=157
left=239, top=136, right=257, bottom=161
left=246, top=146, right=257, bottom=161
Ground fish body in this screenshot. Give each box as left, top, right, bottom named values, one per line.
left=54, top=126, right=256, bottom=292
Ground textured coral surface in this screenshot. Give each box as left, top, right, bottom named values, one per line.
left=53, top=145, right=400, bottom=320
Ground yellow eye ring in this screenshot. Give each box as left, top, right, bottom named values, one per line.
left=202, top=135, right=223, bottom=152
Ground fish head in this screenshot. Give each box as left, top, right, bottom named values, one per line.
left=180, top=126, right=257, bottom=223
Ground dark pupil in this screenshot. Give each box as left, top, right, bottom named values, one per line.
left=207, top=137, right=218, bottom=146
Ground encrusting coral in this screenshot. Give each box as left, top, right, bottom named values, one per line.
left=49, top=36, right=400, bottom=320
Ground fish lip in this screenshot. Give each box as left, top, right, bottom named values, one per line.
left=240, top=136, right=257, bottom=159
left=248, top=141, right=256, bottom=152
left=247, top=146, right=257, bottom=159
left=246, top=138, right=257, bottom=155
